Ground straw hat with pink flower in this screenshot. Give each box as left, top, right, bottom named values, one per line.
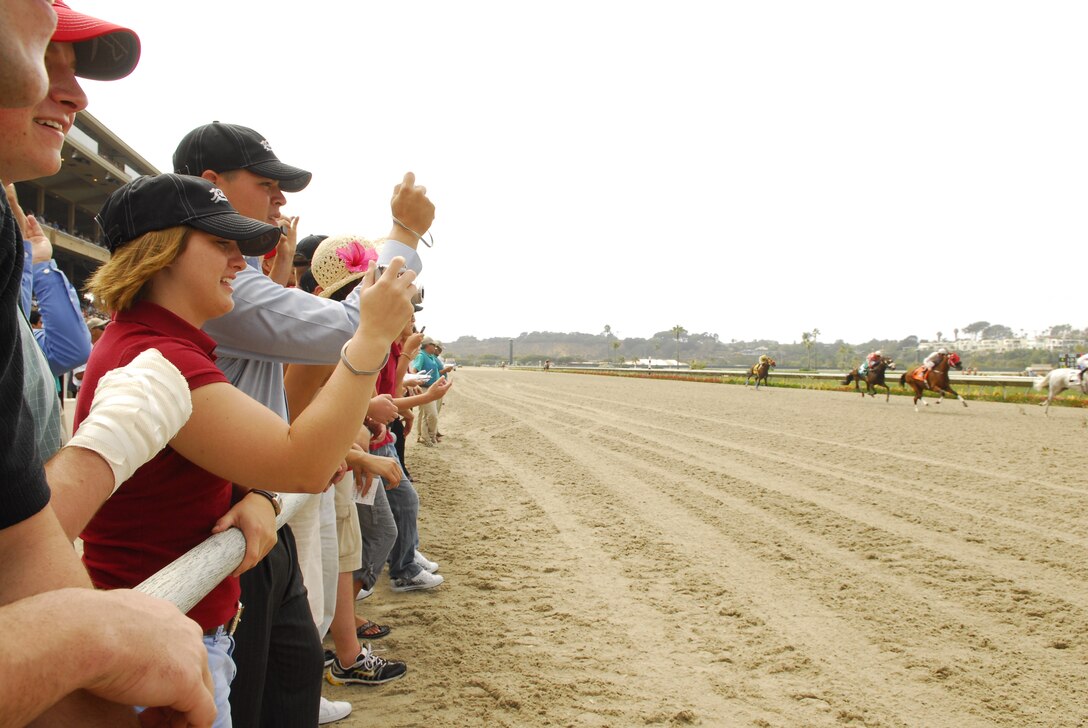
left=309, top=234, right=378, bottom=300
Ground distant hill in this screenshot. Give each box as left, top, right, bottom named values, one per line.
left=439, top=330, right=1079, bottom=372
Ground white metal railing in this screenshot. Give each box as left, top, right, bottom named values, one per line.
left=134, top=494, right=312, bottom=613
left=518, top=364, right=1041, bottom=388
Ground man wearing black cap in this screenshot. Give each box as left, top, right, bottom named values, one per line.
left=295, top=233, right=327, bottom=293
left=174, top=121, right=435, bottom=726
left=0, top=5, right=217, bottom=727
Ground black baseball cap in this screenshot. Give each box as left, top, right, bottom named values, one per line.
left=172, top=122, right=312, bottom=193
left=295, top=234, right=327, bottom=267
left=96, top=174, right=282, bottom=256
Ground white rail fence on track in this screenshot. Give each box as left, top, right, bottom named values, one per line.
left=512, top=365, right=1046, bottom=399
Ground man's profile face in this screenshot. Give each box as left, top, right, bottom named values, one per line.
left=203, top=169, right=286, bottom=225
left=0, top=42, right=88, bottom=183
left=0, top=0, right=57, bottom=108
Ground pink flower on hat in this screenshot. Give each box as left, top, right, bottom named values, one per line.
left=335, top=241, right=378, bottom=273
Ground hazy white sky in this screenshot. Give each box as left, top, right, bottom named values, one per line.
left=77, top=1, right=1086, bottom=344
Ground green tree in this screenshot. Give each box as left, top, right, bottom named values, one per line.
left=671, top=325, right=686, bottom=368
left=982, top=324, right=1014, bottom=340
left=1049, top=324, right=1072, bottom=338
left=962, top=321, right=989, bottom=340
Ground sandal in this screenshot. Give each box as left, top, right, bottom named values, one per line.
left=356, top=620, right=391, bottom=640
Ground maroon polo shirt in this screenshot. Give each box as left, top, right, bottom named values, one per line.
left=75, top=301, right=238, bottom=631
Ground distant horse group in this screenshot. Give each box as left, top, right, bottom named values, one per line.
left=738, top=351, right=1084, bottom=413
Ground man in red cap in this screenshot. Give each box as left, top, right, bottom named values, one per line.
left=0, top=0, right=57, bottom=108
left=0, top=4, right=217, bottom=727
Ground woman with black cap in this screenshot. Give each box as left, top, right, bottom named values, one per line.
left=55, top=173, right=417, bottom=727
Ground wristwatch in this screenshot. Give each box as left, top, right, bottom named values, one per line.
left=249, top=489, right=283, bottom=516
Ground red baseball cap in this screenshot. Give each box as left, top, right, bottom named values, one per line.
left=52, top=1, right=141, bottom=81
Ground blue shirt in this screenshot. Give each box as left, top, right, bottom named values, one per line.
left=412, top=350, right=442, bottom=386
left=21, top=241, right=91, bottom=375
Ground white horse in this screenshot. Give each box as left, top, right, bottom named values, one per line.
left=1034, top=368, right=1088, bottom=415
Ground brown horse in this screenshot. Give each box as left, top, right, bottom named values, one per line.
left=745, top=358, right=776, bottom=390
left=841, top=356, right=896, bottom=401
left=898, top=352, right=966, bottom=411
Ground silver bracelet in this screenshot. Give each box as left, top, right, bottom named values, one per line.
left=340, top=343, right=390, bottom=375
left=392, top=215, right=434, bottom=248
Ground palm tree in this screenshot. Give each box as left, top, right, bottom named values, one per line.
left=811, top=328, right=820, bottom=370
left=671, top=325, right=686, bottom=368
left=602, top=324, right=612, bottom=338
left=801, top=331, right=812, bottom=371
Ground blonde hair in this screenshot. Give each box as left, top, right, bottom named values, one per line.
left=86, top=226, right=191, bottom=313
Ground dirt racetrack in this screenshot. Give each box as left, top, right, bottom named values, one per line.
left=328, top=367, right=1088, bottom=727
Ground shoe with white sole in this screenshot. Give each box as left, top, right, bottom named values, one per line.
left=414, top=549, right=439, bottom=573
left=390, top=569, right=444, bottom=592
left=355, top=584, right=373, bottom=601
left=318, top=697, right=351, bottom=724
left=326, top=645, right=408, bottom=686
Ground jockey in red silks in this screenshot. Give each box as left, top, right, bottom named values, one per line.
left=860, top=349, right=881, bottom=375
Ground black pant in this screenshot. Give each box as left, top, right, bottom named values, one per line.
left=228, top=525, right=323, bottom=727
left=391, top=417, right=410, bottom=480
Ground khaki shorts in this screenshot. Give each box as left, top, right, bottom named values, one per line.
left=334, top=472, right=363, bottom=573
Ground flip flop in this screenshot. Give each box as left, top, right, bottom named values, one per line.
left=356, top=620, right=391, bottom=640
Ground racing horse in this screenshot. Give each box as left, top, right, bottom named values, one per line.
left=745, top=358, right=776, bottom=390
left=1033, top=367, right=1088, bottom=415
left=841, top=356, right=896, bottom=401
left=899, top=352, right=965, bottom=411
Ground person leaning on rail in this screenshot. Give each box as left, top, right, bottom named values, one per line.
left=172, top=118, right=435, bottom=727
left=0, top=2, right=221, bottom=726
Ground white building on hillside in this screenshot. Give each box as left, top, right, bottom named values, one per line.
left=918, top=337, right=1085, bottom=353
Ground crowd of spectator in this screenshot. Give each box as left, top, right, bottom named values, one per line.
left=1, top=2, right=456, bottom=726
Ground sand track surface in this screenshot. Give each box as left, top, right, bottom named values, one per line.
left=327, top=368, right=1088, bottom=727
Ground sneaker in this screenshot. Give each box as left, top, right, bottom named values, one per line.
left=318, top=697, right=351, bottom=724
left=326, top=645, right=408, bottom=686
left=323, top=648, right=335, bottom=668
left=355, top=584, right=373, bottom=601
left=390, top=569, right=444, bottom=592
left=414, top=549, right=439, bottom=573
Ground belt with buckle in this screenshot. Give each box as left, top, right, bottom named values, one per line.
left=204, top=601, right=244, bottom=637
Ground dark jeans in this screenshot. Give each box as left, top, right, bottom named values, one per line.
left=228, top=525, right=323, bottom=727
